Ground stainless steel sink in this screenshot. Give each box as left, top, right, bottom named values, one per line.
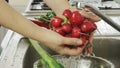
left=0, top=27, right=8, bottom=54
left=23, top=37, right=120, bottom=68
left=93, top=37, right=120, bottom=68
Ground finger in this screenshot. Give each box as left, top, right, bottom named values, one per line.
left=89, top=32, right=94, bottom=43
left=80, top=9, right=101, bottom=22
left=62, top=37, right=82, bottom=46
left=61, top=47, right=83, bottom=55
left=83, top=8, right=91, bottom=12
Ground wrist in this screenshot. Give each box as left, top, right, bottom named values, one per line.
left=69, top=6, right=77, bottom=11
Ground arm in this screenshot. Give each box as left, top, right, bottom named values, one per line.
left=43, top=0, right=100, bottom=21
left=43, top=0, right=76, bottom=17
left=0, top=0, right=44, bottom=41
left=0, top=0, right=82, bottom=55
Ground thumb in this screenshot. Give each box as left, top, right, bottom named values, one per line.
left=62, top=37, right=82, bottom=46
left=80, top=9, right=101, bottom=22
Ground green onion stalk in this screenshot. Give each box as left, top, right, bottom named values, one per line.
left=29, top=39, right=64, bottom=68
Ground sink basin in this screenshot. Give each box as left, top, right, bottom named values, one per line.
left=93, top=37, right=120, bottom=68
left=23, top=37, right=120, bottom=68
left=0, top=27, right=8, bottom=54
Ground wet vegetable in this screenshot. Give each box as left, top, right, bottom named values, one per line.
left=29, top=39, right=64, bottom=68
left=50, top=16, right=63, bottom=28
left=81, top=21, right=97, bottom=33
left=70, top=11, right=84, bottom=26
left=32, top=9, right=97, bottom=56
left=63, top=9, right=72, bottom=19
left=31, top=20, right=50, bottom=29
left=62, top=23, right=72, bottom=33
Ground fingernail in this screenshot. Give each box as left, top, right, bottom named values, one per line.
left=76, top=40, right=82, bottom=45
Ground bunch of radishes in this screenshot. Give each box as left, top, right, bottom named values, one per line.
left=32, top=9, right=97, bottom=55
left=50, top=9, right=97, bottom=50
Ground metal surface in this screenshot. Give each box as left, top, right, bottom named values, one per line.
left=23, top=37, right=120, bottom=68
left=0, top=33, right=24, bottom=68
left=93, top=37, right=120, bottom=68
left=84, top=4, right=120, bottom=32
left=30, top=2, right=51, bottom=10
left=34, top=55, right=114, bottom=68
left=0, top=27, right=8, bottom=45
left=0, top=27, right=8, bottom=55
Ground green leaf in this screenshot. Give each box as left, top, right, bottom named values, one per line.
left=46, top=11, right=56, bottom=19
left=62, top=16, right=70, bottom=24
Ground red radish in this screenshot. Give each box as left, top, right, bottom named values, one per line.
left=80, top=33, right=90, bottom=40
left=70, top=11, right=84, bottom=26
left=34, top=9, right=98, bottom=56
left=82, top=48, right=87, bottom=55
left=81, top=21, right=97, bottom=33
left=65, top=34, right=72, bottom=38
left=50, top=16, right=62, bottom=28
left=62, top=23, right=72, bottom=33
left=31, top=20, right=49, bottom=29
left=54, top=27, right=65, bottom=36
left=63, top=9, right=72, bottom=19
left=72, top=27, right=81, bottom=38
left=78, top=36, right=88, bottom=47
left=88, top=46, right=93, bottom=55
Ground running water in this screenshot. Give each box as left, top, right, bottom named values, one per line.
left=54, top=55, right=91, bottom=68
left=34, top=55, right=114, bottom=68
left=52, top=55, right=114, bottom=68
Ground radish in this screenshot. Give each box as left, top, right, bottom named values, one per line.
left=54, top=27, right=65, bottom=36
left=62, top=23, right=72, bottom=33
left=81, top=21, right=97, bottom=33
left=50, top=16, right=63, bottom=28
left=72, top=26, right=81, bottom=38
left=70, top=11, right=84, bottom=26
left=63, top=9, right=72, bottom=19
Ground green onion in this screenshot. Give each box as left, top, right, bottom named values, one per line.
left=29, top=39, right=64, bottom=68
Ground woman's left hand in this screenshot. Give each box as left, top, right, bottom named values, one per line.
left=80, top=8, right=101, bottom=43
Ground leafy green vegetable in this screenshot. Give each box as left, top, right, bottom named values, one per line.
left=37, top=59, right=49, bottom=68
left=37, top=59, right=44, bottom=68
left=35, top=11, right=56, bottom=27
left=46, top=11, right=56, bottom=19
left=62, top=16, right=70, bottom=24
left=29, top=39, right=64, bottom=68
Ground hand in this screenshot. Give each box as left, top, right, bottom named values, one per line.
left=39, top=29, right=83, bottom=55
left=80, top=8, right=101, bottom=22
left=80, top=8, right=101, bottom=44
